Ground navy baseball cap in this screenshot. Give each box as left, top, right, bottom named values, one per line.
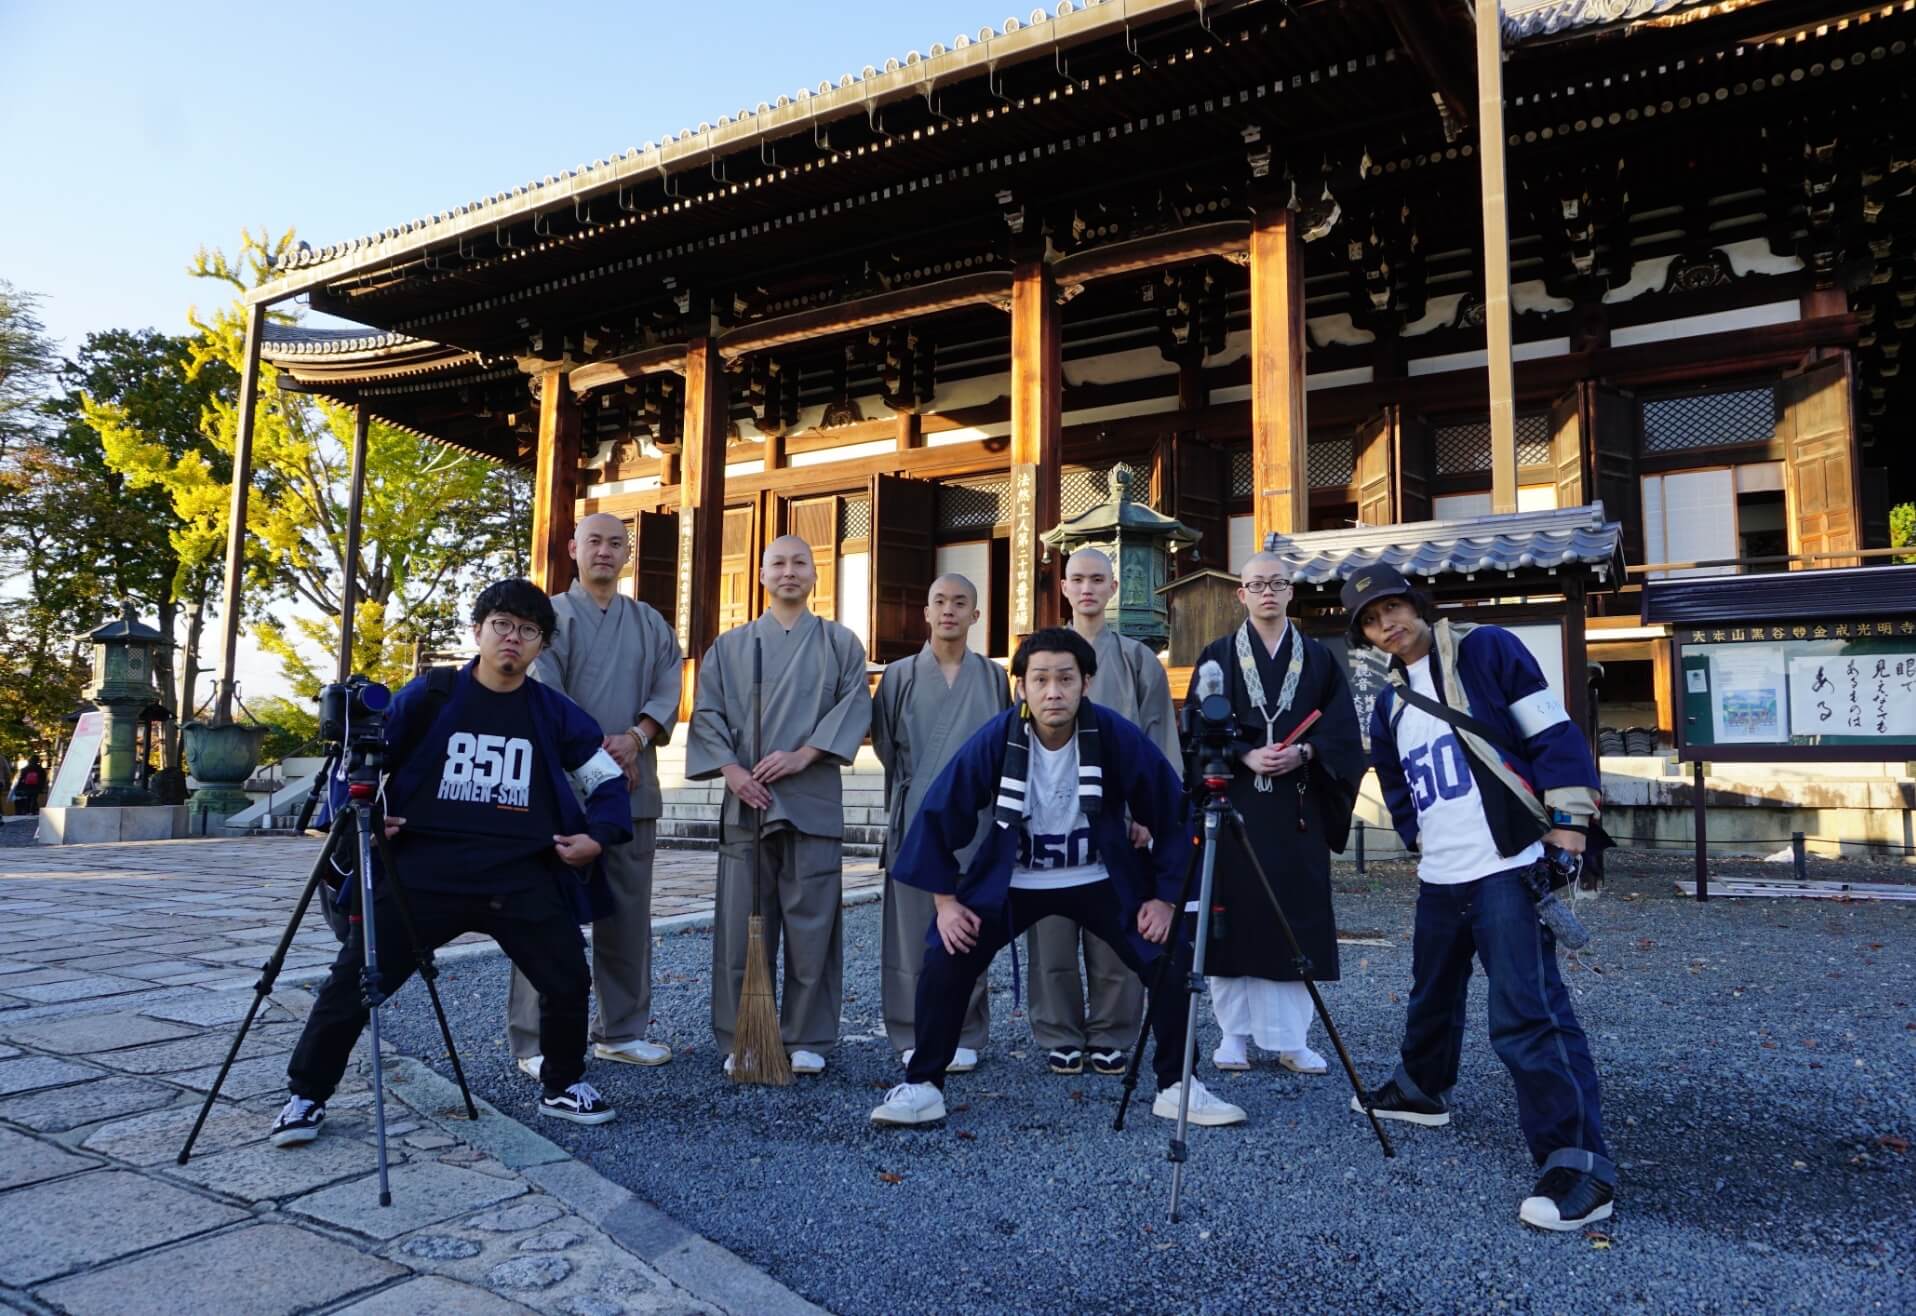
left=1339, top=563, right=1415, bottom=637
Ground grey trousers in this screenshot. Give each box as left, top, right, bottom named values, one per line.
left=508, top=820, right=657, bottom=1058
left=881, top=875, right=988, bottom=1054
left=1023, top=914, right=1144, bottom=1052
left=711, top=828, right=843, bottom=1054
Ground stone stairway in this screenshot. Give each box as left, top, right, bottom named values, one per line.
left=653, top=744, right=888, bottom=858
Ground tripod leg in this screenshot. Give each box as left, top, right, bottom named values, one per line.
left=292, top=749, right=339, bottom=834
left=178, top=818, right=346, bottom=1166
left=372, top=824, right=478, bottom=1119
left=1222, top=811, right=1394, bottom=1160
left=1115, top=832, right=1203, bottom=1132
left=352, top=807, right=394, bottom=1206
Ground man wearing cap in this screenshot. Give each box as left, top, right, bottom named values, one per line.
left=1341, top=564, right=1614, bottom=1233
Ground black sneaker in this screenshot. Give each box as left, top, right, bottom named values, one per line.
left=1349, top=1079, right=1450, bottom=1127
left=539, top=1081, right=616, bottom=1126
left=1088, top=1048, right=1127, bottom=1075
left=270, top=1096, right=325, bottom=1147
left=1519, top=1167, right=1615, bottom=1231
left=1046, top=1048, right=1084, bottom=1075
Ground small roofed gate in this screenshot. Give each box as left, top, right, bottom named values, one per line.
left=1780, top=358, right=1859, bottom=569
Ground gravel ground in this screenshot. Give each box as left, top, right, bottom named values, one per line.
left=385, top=851, right=1914, bottom=1316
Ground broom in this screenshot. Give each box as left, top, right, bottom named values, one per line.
left=730, top=634, right=792, bottom=1085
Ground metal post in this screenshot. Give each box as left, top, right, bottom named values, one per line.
left=213, top=302, right=267, bottom=725
left=1475, top=0, right=1518, bottom=513
left=1692, top=759, right=1708, bottom=902
left=1792, top=830, right=1807, bottom=882
left=337, top=405, right=371, bottom=684
left=1354, top=819, right=1366, bottom=874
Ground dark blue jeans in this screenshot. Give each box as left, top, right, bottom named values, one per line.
left=1394, top=866, right=1614, bottom=1185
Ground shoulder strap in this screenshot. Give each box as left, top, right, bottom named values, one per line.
left=1393, top=683, right=1518, bottom=757
left=390, top=666, right=457, bottom=772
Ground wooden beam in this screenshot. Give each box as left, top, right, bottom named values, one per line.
left=1009, top=259, right=1062, bottom=643
left=567, top=344, right=687, bottom=397
left=1249, top=206, right=1308, bottom=546
left=677, top=339, right=728, bottom=661
left=530, top=366, right=580, bottom=594
left=1477, top=0, right=1519, bottom=514
left=718, top=272, right=1013, bottom=360
left=337, top=405, right=371, bottom=685
left=1051, top=220, right=1251, bottom=289
left=896, top=409, right=922, bottom=452
left=213, top=302, right=266, bottom=725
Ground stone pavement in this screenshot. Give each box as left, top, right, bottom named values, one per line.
left=0, top=836, right=880, bottom=1315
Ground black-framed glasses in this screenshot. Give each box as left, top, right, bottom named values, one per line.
left=484, top=616, right=544, bottom=643
left=1240, top=579, right=1293, bottom=596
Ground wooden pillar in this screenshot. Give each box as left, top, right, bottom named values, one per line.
left=677, top=339, right=727, bottom=662
left=213, top=302, right=266, bottom=725
left=1250, top=206, right=1308, bottom=547
left=1477, top=0, right=1518, bottom=513
left=896, top=409, right=922, bottom=452
left=336, top=404, right=371, bottom=684
left=530, top=366, right=580, bottom=594
left=1009, top=259, right=1062, bottom=643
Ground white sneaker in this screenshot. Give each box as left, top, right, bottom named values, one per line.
left=901, top=1047, right=979, bottom=1073
left=870, top=1081, right=946, bottom=1126
left=595, top=1039, right=672, bottom=1067
left=1280, top=1047, right=1329, bottom=1075
left=1213, top=1034, right=1251, bottom=1071
left=516, top=1056, right=544, bottom=1083
left=1153, top=1078, right=1247, bottom=1127
left=790, top=1049, right=826, bottom=1075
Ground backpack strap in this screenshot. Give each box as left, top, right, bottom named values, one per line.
left=388, top=666, right=458, bottom=773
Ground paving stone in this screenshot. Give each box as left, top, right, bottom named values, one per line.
left=166, top=1052, right=298, bottom=1101
left=0, top=996, right=24, bottom=1011
left=33, top=1221, right=405, bottom=1316
left=400, top=1234, right=485, bottom=1262
left=519, top=1230, right=585, bottom=1252
left=331, top=1275, right=537, bottom=1316
left=0, top=1011, right=199, bottom=1053
left=0, top=1043, right=16, bottom=1057
left=6, top=976, right=153, bottom=1004
left=468, top=1199, right=566, bottom=1232
left=404, top=1132, right=459, bottom=1150
left=0, top=969, right=84, bottom=988
left=0, top=1055, right=102, bottom=1096
left=0, top=1074, right=181, bottom=1132
left=85, top=1025, right=301, bottom=1075
left=137, top=993, right=272, bottom=1026
left=166, top=1129, right=406, bottom=1202
left=490, top=1255, right=573, bottom=1290
left=558, top=1296, right=628, bottom=1316
left=0, top=1125, right=98, bottom=1190
left=287, top=1160, right=526, bottom=1241
left=0, top=1169, right=249, bottom=1286
left=82, top=1102, right=263, bottom=1165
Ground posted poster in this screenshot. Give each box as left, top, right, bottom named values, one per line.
left=1709, top=647, right=1786, bottom=744
left=45, top=710, right=104, bottom=808
left=1787, top=653, right=1916, bottom=738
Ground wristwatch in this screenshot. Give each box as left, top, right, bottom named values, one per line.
left=629, top=726, right=653, bottom=752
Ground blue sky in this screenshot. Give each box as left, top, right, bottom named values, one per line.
left=1, top=0, right=996, bottom=353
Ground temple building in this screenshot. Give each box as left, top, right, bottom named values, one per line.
left=249, top=0, right=1916, bottom=746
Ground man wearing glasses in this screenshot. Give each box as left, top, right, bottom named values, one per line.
left=271, top=579, right=634, bottom=1148
left=1191, top=552, right=1365, bottom=1077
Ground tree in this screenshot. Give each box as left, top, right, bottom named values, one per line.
left=0, top=281, right=58, bottom=463
left=94, top=230, right=530, bottom=729
left=1892, top=502, right=1914, bottom=566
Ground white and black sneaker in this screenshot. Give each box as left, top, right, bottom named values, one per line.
left=539, top=1081, right=616, bottom=1126
left=270, top=1096, right=325, bottom=1147
left=1519, top=1167, right=1615, bottom=1232
left=1350, top=1079, right=1450, bottom=1127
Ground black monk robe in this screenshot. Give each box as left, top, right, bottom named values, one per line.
left=1195, top=623, right=1366, bottom=982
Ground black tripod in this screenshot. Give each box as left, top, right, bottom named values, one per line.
left=175, top=743, right=477, bottom=1206
left=1116, top=757, right=1393, bottom=1221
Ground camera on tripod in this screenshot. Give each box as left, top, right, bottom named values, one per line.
left=1179, top=661, right=1239, bottom=791
left=318, top=675, right=392, bottom=748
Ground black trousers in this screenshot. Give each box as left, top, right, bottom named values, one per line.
left=906, top=881, right=1191, bottom=1089
left=287, top=878, right=591, bottom=1101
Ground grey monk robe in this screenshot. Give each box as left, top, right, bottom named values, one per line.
left=686, top=611, right=871, bottom=1054
left=871, top=645, right=1012, bottom=1055
left=508, top=582, right=681, bottom=1059
left=1024, top=627, right=1184, bottom=1057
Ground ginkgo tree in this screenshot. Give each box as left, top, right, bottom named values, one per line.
left=90, top=229, right=529, bottom=735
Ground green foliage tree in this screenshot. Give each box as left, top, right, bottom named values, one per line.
left=1891, top=501, right=1915, bottom=566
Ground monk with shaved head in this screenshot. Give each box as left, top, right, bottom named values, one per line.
left=686, top=531, right=871, bottom=1075
left=870, top=572, right=1012, bottom=1072
left=507, top=510, right=683, bottom=1083
left=1020, top=545, right=1185, bottom=1078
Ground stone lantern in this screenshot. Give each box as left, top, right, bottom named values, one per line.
left=80, top=602, right=164, bottom=807
left=1041, top=462, right=1199, bottom=652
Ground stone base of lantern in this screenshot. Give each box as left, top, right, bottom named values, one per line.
left=36, top=805, right=189, bottom=845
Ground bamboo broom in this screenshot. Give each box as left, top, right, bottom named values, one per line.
left=731, top=634, right=792, bottom=1085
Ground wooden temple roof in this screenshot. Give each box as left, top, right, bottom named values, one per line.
left=255, top=0, right=1916, bottom=482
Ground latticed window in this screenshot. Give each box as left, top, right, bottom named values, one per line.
left=1434, top=415, right=1551, bottom=474
left=937, top=478, right=1010, bottom=531
left=1642, top=386, right=1776, bottom=454
left=1309, top=438, right=1354, bottom=488
left=1059, top=462, right=1121, bottom=518
left=839, top=495, right=872, bottom=541
left=1229, top=447, right=1253, bottom=499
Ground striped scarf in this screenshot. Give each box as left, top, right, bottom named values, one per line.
left=994, top=701, right=1104, bottom=828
